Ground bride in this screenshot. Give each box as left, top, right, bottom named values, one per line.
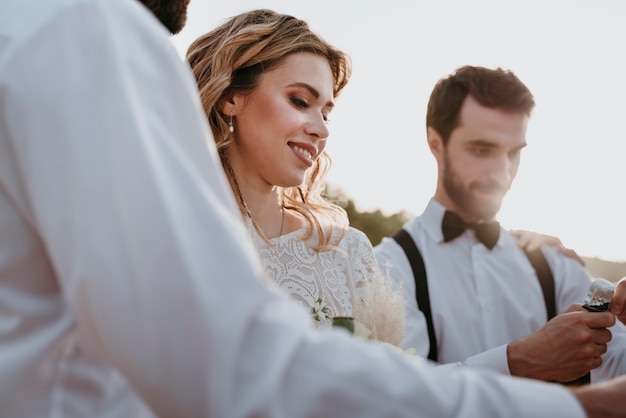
left=186, top=9, right=406, bottom=346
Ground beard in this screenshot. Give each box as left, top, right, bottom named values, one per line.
left=442, top=151, right=508, bottom=221
left=138, top=0, right=188, bottom=34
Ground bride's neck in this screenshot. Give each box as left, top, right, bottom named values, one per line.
left=223, top=156, right=289, bottom=238
left=234, top=181, right=285, bottom=239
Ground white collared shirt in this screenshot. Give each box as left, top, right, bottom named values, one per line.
left=0, top=0, right=587, bottom=416
left=375, top=198, right=626, bottom=381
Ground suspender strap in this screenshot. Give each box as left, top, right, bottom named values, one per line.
left=525, top=248, right=590, bottom=385
left=524, top=248, right=556, bottom=321
left=392, top=229, right=438, bottom=362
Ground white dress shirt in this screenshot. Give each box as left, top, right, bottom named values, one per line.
left=375, top=198, right=626, bottom=381
left=0, top=0, right=588, bottom=416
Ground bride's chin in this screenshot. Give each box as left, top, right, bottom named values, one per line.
left=279, top=176, right=306, bottom=189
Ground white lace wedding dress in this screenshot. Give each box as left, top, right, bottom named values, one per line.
left=250, top=223, right=405, bottom=346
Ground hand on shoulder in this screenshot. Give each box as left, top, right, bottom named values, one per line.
left=511, top=229, right=585, bottom=266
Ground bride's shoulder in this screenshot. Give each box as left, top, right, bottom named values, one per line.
left=337, top=226, right=372, bottom=247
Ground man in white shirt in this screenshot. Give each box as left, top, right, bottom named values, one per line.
left=375, top=65, right=626, bottom=384
left=2, top=0, right=626, bottom=416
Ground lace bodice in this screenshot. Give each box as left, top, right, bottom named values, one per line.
left=252, top=226, right=377, bottom=325
left=248, top=223, right=405, bottom=346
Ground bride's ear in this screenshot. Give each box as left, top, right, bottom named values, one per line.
left=220, top=95, right=243, bottom=117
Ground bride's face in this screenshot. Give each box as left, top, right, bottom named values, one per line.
left=229, top=52, right=335, bottom=191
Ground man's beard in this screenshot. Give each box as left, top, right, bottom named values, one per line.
left=139, top=0, right=188, bottom=34
left=442, top=151, right=506, bottom=221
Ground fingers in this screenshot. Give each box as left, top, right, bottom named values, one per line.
left=563, top=303, right=583, bottom=314
left=610, top=277, right=626, bottom=323
left=591, top=327, right=613, bottom=345
left=510, top=229, right=529, bottom=248
left=508, top=311, right=613, bottom=382
left=559, top=248, right=585, bottom=266
left=581, top=310, right=616, bottom=329
left=511, top=229, right=547, bottom=252
left=510, top=229, right=585, bottom=266
left=594, top=340, right=610, bottom=357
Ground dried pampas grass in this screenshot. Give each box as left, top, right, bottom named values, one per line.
left=353, top=267, right=406, bottom=347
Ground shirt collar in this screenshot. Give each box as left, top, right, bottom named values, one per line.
left=421, top=198, right=448, bottom=244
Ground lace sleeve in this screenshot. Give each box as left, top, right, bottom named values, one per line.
left=339, top=228, right=380, bottom=290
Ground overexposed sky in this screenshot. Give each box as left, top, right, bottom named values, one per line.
left=171, top=0, right=626, bottom=262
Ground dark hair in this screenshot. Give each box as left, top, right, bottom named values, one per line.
left=137, top=0, right=188, bottom=34
left=426, top=65, right=535, bottom=144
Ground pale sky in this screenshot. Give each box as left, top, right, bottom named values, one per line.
left=171, top=0, right=626, bottom=262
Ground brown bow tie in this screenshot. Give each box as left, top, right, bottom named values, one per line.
left=441, top=210, right=500, bottom=250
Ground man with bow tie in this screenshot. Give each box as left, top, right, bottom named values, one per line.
left=375, top=65, right=626, bottom=384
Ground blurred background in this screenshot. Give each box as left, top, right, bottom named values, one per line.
left=170, top=0, right=626, bottom=279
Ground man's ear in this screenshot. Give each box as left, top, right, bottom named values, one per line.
left=427, top=127, right=444, bottom=158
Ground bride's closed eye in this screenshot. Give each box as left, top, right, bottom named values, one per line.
left=290, top=95, right=331, bottom=123
left=290, top=96, right=309, bottom=109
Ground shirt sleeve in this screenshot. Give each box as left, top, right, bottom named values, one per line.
left=0, top=0, right=588, bottom=416
left=463, top=345, right=512, bottom=374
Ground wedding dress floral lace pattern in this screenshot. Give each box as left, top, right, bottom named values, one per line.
left=250, top=223, right=405, bottom=346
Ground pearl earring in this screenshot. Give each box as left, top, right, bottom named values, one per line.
left=228, top=113, right=234, bottom=133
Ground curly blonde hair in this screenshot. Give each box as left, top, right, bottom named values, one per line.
left=187, top=9, right=352, bottom=250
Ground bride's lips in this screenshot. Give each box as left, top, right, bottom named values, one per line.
left=288, top=141, right=317, bottom=167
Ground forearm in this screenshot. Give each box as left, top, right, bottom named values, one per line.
left=214, top=291, right=587, bottom=418
left=507, top=338, right=550, bottom=379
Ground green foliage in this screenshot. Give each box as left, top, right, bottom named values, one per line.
left=325, top=186, right=412, bottom=246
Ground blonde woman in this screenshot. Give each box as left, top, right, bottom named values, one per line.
left=186, top=9, right=404, bottom=345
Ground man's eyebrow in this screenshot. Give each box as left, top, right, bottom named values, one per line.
left=288, top=82, right=334, bottom=108
left=466, top=139, right=497, bottom=147
left=466, top=139, right=527, bottom=151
